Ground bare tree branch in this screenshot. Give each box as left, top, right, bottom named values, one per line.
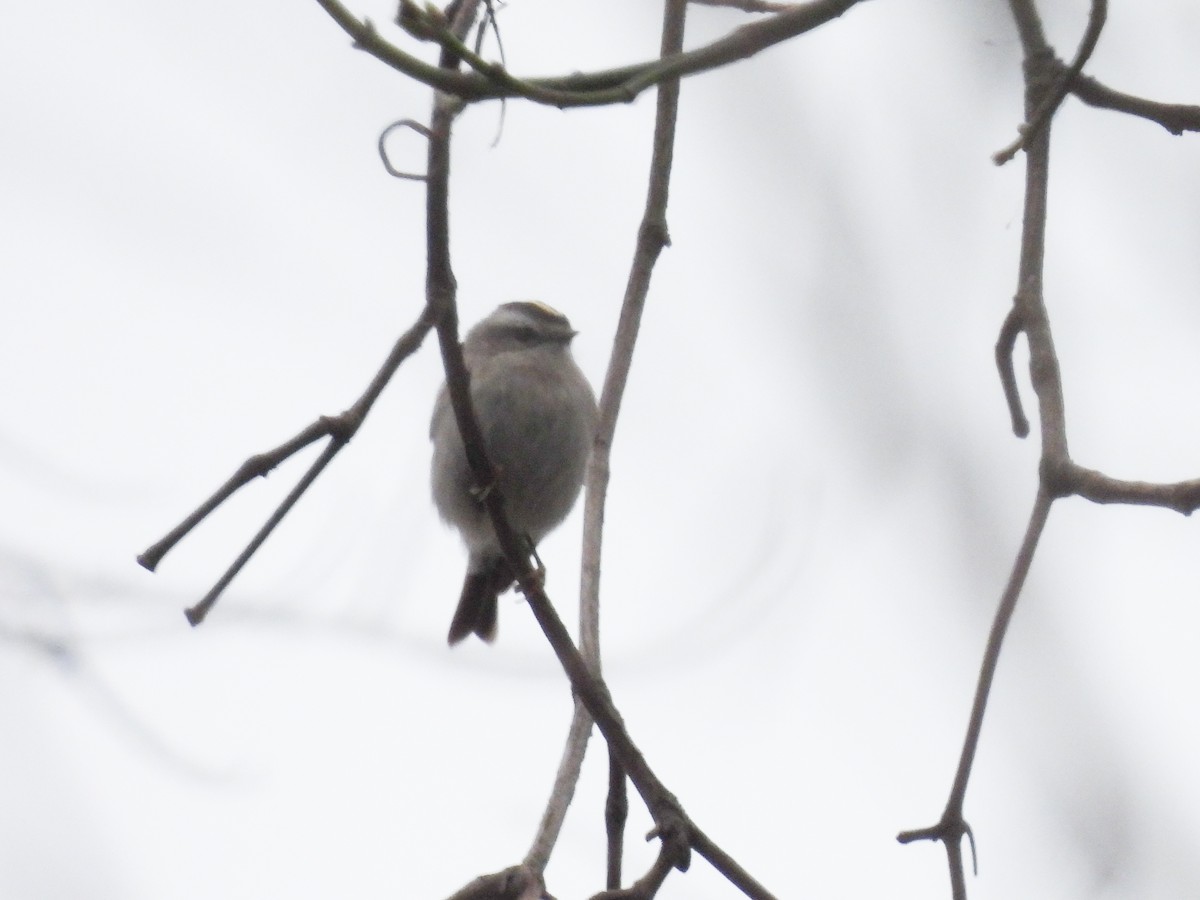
left=994, top=304, right=1029, bottom=438
left=605, top=753, right=629, bottom=889
left=312, top=0, right=868, bottom=108
left=691, top=0, right=803, bottom=12
left=425, top=2, right=777, bottom=888
left=994, top=0, right=1107, bottom=164
left=144, top=0, right=1200, bottom=894
left=690, top=825, right=781, bottom=900
left=415, top=1, right=693, bottom=894
left=446, top=865, right=546, bottom=900
left=524, top=706, right=596, bottom=874
left=899, top=2, right=1064, bottom=895
left=1058, top=463, right=1200, bottom=515
left=529, top=0, right=686, bottom=884
left=1066, top=65, right=1200, bottom=135
left=904, top=1, right=1200, bottom=897
left=137, top=310, right=436, bottom=623
left=897, top=489, right=1054, bottom=900
left=589, top=0, right=690, bottom=885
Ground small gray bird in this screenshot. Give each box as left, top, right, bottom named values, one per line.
left=431, top=302, right=598, bottom=645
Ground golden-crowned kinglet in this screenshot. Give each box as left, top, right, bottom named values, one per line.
left=430, top=302, right=598, bottom=644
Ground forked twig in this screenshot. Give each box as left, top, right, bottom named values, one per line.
left=993, top=0, right=1107, bottom=165
left=897, top=490, right=1053, bottom=899
left=138, top=310, right=436, bottom=624
left=904, top=1, right=1200, bottom=897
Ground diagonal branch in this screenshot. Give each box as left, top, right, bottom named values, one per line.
left=897, top=488, right=1054, bottom=900
left=137, top=309, right=436, bottom=623
left=589, top=0, right=687, bottom=884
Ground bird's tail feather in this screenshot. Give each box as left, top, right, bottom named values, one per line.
left=447, top=557, right=516, bottom=644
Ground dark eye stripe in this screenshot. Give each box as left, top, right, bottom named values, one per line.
left=497, top=324, right=541, bottom=343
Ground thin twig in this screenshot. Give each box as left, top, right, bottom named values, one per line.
left=398, top=0, right=639, bottom=106
left=421, top=0, right=778, bottom=890
left=590, top=0, right=688, bottom=886
left=906, top=6, right=1200, bottom=898
left=896, top=491, right=1052, bottom=900
left=183, top=438, right=341, bottom=626
left=137, top=418, right=340, bottom=572
left=138, top=311, right=437, bottom=622
left=524, top=704, right=596, bottom=873
left=408, top=0, right=687, bottom=892
left=691, top=825, right=779, bottom=900
left=312, top=0, right=478, bottom=94
left=378, top=118, right=433, bottom=180
left=526, top=0, right=688, bottom=882
left=427, top=21, right=772, bottom=884
left=605, top=750, right=629, bottom=888
left=994, top=304, right=1029, bottom=438
left=1066, top=66, right=1200, bottom=135
left=313, top=0, right=867, bottom=108
left=691, top=0, right=802, bottom=11
left=994, top=0, right=1107, bottom=165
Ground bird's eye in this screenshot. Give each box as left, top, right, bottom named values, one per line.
left=511, top=326, right=540, bottom=344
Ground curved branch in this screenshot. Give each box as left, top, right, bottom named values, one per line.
left=313, top=0, right=868, bottom=108
left=589, top=844, right=674, bottom=900
left=994, top=303, right=1029, bottom=438
left=527, top=0, right=687, bottom=881
left=378, top=118, right=433, bottom=180
left=605, top=751, right=630, bottom=888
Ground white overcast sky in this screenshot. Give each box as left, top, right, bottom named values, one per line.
left=3, top=1, right=1200, bottom=898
